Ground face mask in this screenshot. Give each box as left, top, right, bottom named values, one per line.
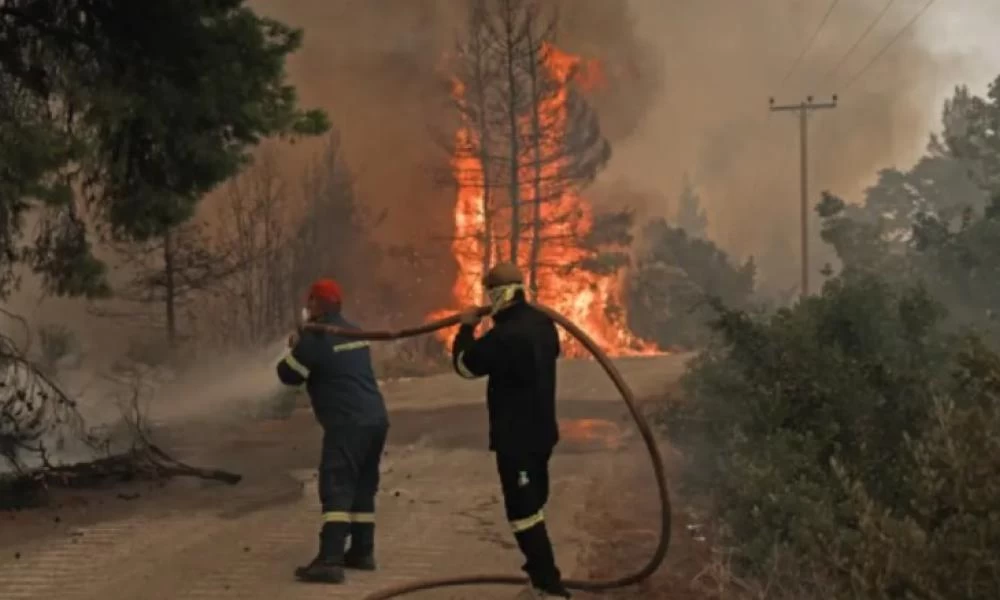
left=301, top=307, right=311, bottom=322
left=486, top=284, right=523, bottom=314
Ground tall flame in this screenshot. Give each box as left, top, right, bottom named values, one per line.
left=434, top=44, right=659, bottom=358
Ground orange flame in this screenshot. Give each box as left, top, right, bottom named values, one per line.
left=433, top=44, right=659, bottom=358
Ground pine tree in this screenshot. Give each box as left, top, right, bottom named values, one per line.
left=675, top=173, right=708, bottom=238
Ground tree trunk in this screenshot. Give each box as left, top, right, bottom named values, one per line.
left=480, top=150, right=494, bottom=278
left=472, top=27, right=495, bottom=280
left=525, top=29, right=544, bottom=300
left=163, top=228, right=177, bottom=346
left=503, top=0, right=522, bottom=264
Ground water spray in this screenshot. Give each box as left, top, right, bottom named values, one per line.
left=303, top=304, right=671, bottom=598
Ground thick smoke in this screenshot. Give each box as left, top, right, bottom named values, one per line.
left=251, top=0, right=987, bottom=296
left=592, top=0, right=984, bottom=290
left=9, top=0, right=989, bottom=348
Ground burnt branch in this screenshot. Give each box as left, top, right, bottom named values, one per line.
left=0, top=326, right=240, bottom=509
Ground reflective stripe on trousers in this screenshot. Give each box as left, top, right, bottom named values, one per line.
left=510, top=510, right=545, bottom=533
left=322, top=511, right=376, bottom=523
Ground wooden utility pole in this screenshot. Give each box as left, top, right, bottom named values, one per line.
left=769, top=95, right=837, bottom=297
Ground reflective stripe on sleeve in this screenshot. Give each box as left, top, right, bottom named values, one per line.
left=282, top=354, right=310, bottom=378
left=333, top=340, right=370, bottom=353
left=510, top=510, right=544, bottom=533
left=456, top=351, right=477, bottom=379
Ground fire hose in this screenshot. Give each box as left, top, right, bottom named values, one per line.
left=303, top=304, right=671, bottom=599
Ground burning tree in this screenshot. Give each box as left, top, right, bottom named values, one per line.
left=453, top=0, right=611, bottom=293
left=445, top=0, right=644, bottom=355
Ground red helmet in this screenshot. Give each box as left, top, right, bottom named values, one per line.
left=308, top=278, right=342, bottom=305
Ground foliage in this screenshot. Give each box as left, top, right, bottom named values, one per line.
left=675, top=172, right=708, bottom=238
left=203, top=132, right=386, bottom=349
left=289, top=132, right=385, bottom=309
left=37, top=324, right=79, bottom=373
left=109, top=220, right=237, bottom=344
left=0, top=0, right=328, bottom=301
left=668, top=271, right=1000, bottom=599
left=820, top=188, right=1000, bottom=345
left=819, top=83, right=1000, bottom=344
left=628, top=218, right=755, bottom=349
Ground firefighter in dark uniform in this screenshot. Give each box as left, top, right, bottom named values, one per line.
left=452, top=262, right=572, bottom=599
left=276, top=278, right=390, bottom=584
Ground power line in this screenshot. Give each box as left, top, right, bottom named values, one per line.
left=768, top=96, right=839, bottom=297
left=779, top=0, right=843, bottom=88
left=825, top=0, right=897, bottom=81
left=843, top=0, right=938, bottom=92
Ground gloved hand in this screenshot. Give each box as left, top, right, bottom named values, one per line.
left=458, top=307, right=482, bottom=326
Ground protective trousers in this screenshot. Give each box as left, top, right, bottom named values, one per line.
left=317, top=422, right=388, bottom=562
left=496, top=451, right=564, bottom=592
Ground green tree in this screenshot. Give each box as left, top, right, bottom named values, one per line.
left=628, top=218, right=755, bottom=349
left=108, top=221, right=235, bottom=346
left=668, top=273, right=1000, bottom=598
left=674, top=172, right=707, bottom=238
left=817, top=83, right=1000, bottom=342
left=933, top=83, right=1000, bottom=191
left=0, top=0, right=328, bottom=300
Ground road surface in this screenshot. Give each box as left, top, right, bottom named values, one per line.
left=0, top=355, right=687, bottom=600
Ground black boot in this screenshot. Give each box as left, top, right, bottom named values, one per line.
left=295, top=522, right=348, bottom=583
left=515, top=524, right=570, bottom=598
left=344, top=522, right=377, bottom=570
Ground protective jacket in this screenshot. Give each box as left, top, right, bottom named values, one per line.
left=452, top=300, right=561, bottom=454
left=277, top=312, right=388, bottom=427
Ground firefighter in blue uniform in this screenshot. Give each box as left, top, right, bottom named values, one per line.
left=452, top=262, right=572, bottom=599
left=277, top=278, right=389, bottom=584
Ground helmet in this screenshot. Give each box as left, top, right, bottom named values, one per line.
left=482, top=262, right=524, bottom=289
left=482, top=262, right=525, bottom=314
left=308, top=278, right=342, bottom=304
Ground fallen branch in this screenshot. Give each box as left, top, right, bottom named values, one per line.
left=1, top=321, right=241, bottom=510
left=0, top=444, right=241, bottom=509
left=147, top=444, right=242, bottom=484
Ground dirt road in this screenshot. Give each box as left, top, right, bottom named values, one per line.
left=0, top=355, right=688, bottom=600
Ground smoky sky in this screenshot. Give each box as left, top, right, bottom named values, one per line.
left=15, top=0, right=981, bottom=334
left=250, top=0, right=981, bottom=292
left=602, top=0, right=978, bottom=288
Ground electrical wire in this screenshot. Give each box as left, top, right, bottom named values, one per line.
left=301, top=305, right=672, bottom=599
left=779, top=0, right=843, bottom=88
left=842, top=0, right=939, bottom=92
left=824, top=0, right=897, bottom=82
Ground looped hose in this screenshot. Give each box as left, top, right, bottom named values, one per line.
left=302, top=303, right=671, bottom=598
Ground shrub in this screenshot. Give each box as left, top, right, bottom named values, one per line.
left=666, top=272, right=1000, bottom=598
